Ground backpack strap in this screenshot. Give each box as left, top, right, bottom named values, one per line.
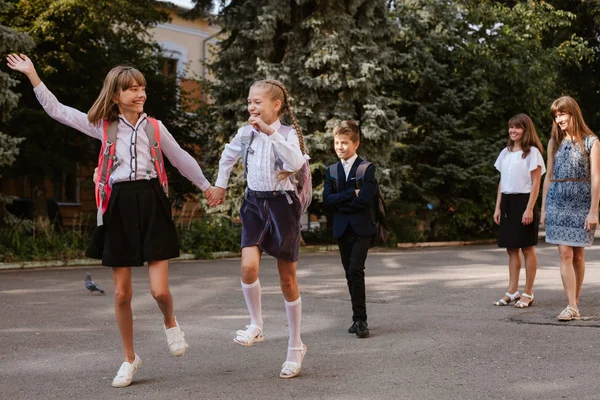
left=145, top=117, right=168, bottom=196
left=271, top=124, right=295, bottom=205
left=328, top=164, right=339, bottom=192
left=355, top=161, right=372, bottom=189
left=240, top=126, right=256, bottom=180
left=96, top=120, right=119, bottom=225
left=272, top=124, right=294, bottom=171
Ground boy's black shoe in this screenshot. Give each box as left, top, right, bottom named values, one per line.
left=355, top=320, right=369, bottom=338
left=348, top=321, right=358, bottom=334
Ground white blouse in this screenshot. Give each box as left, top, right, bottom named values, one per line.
left=33, top=82, right=210, bottom=191
left=215, top=119, right=305, bottom=191
left=494, top=146, right=546, bottom=194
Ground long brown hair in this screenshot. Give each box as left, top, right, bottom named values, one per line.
left=250, top=79, right=306, bottom=179
left=507, top=113, right=543, bottom=159
left=87, top=66, right=147, bottom=125
left=550, top=96, right=595, bottom=156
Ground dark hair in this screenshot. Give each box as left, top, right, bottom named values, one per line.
left=507, top=113, right=543, bottom=158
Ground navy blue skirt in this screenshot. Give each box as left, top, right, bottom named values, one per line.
left=240, top=189, right=301, bottom=262
left=85, top=179, right=180, bottom=267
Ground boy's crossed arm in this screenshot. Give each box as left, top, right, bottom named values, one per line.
left=337, top=164, right=378, bottom=213
left=322, top=169, right=357, bottom=211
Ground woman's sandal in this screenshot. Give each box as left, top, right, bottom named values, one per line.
left=493, top=291, right=520, bottom=306
left=557, top=306, right=580, bottom=321
left=514, top=293, right=534, bottom=308
left=233, top=325, right=264, bottom=346
left=279, top=343, right=307, bottom=379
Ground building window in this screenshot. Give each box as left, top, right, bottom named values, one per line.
left=162, top=58, right=179, bottom=77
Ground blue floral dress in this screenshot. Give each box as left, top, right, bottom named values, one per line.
left=545, top=135, right=598, bottom=247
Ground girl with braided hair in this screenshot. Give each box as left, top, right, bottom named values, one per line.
left=210, top=80, right=308, bottom=378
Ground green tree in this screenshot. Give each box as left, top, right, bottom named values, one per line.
left=0, top=0, right=207, bottom=207
left=0, top=0, right=33, bottom=226
left=204, top=0, right=403, bottom=217
left=545, top=0, right=600, bottom=130
left=389, top=0, right=590, bottom=240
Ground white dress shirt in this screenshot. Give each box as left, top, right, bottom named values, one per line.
left=494, top=146, right=546, bottom=194
left=215, top=120, right=306, bottom=191
left=33, top=82, right=210, bottom=191
left=341, top=154, right=358, bottom=180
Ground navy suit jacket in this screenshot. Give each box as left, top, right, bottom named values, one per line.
left=322, top=156, right=378, bottom=238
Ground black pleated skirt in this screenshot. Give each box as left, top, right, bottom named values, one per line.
left=240, top=189, right=301, bottom=262
left=85, top=179, right=180, bottom=267
left=497, top=193, right=539, bottom=249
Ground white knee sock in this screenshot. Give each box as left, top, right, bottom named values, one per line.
left=241, top=279, right=263, bottom=332
left=285, top=296, right=303, bottom=363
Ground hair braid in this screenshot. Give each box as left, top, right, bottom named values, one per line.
left=264, top=80, right=306, bottom=155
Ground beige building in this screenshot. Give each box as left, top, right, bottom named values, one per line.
left=152, top=3, right=219, bottom=108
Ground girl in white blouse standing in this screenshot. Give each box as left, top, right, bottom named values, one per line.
left=7, top=54, right=219, bottom=388
left=208, top=80, right=308, bottom=379
left=493, top=113, right=546, bottom=308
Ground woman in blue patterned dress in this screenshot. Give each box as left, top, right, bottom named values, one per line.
left=541, top=96, right=600, bottom=321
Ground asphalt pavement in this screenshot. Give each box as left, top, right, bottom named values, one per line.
left=2, top=243, right=600, bottom=399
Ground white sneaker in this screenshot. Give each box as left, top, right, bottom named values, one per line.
left=165, top=318, right=188, bottom=356
left=111, top=353, right=141, bottom=388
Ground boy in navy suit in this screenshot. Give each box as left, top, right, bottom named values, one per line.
left=322, top=120, right=378, bottom=338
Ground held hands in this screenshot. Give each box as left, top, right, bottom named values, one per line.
left=493, top=208, right=501, bottom=225
left=585, top=211, right=598, bottom=232
left=205, top=186, right=226, bottom=207
left=521, top=208, right=533, bottom=226
left=248, top=115, right=274, bottom=135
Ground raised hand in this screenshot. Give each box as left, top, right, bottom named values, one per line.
left=6, top=54, right=41, bottom=86
left=6, top=54, right=35, bottom=75
left=248, top=115, right=274, bottom=135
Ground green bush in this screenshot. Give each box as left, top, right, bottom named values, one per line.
left=0, top=225, right=88, bottom=262
left=177, top=216, right=242, bottom=259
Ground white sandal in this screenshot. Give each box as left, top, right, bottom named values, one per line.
left=557, top=306, right=580, bottom=321
left=515, top=293, right=534, bottom=308
left=233, top=325, right=264, bottom=346
left=280, top=343, right=307, bottom=379
left=493, top=291, right=520, bottom=306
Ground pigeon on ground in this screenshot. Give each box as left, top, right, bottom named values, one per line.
left=85, top=272, right=105, bottom=295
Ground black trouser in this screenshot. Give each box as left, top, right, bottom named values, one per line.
left=338, top=227, right=373, bottom=322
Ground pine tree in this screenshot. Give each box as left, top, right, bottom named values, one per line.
left=205, top=0, right=403, bottom=217
left=388, top=0, right=590, bottom=240
left=0, top=0, right=34, bottom=226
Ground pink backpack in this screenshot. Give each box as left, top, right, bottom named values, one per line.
left=241, top=125, right=312, bottom=215
left=95, top=118, right=167, bottom=226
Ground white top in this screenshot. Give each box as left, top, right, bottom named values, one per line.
left=341, top=154, right=358, bottom=180
left=33, top=82, right=210, bottom=191
left=215, top=120, right=305, bottom=191
left=494, top=146, right=546, bottom=194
